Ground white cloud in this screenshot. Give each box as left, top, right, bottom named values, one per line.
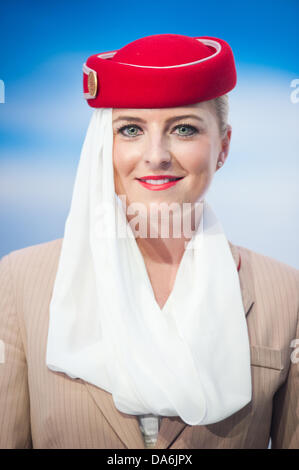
left=0, top=53, right=92, bottom=138
left=0, top=155, right=76, bottom=208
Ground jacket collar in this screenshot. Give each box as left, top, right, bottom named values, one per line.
left=228, top=241, right=255, bottom=316
left=84, top=241, right=255, bottom=449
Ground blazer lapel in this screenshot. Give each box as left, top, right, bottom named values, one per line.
left=85, top=382, right=147, bottom=449
left=228, top=241, right=255, bottom=316
left=84, top=242, right=255, bottom=449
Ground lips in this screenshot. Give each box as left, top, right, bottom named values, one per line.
left=135, top=175, right=184, bottom=191
left=137, top=174, right=183, bottom=181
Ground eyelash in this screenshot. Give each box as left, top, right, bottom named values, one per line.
left=115, top=123, right=199, bottom=138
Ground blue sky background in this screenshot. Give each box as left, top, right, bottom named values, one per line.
left=0, top=0, right=298, bottom=267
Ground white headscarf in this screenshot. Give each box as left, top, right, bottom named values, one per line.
left=46, top=107, right=252, bottom=426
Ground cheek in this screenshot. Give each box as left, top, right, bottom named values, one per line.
left=176, top=139, right=213, bottom=175
left=113, top=141, right=140, bottom=177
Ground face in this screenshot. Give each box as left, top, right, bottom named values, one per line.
left=112, top=101, right=231, bottom=212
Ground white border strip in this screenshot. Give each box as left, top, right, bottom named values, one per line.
left=84, top=92, right=96, bottom=99
left=83, top=63, right=96, bottom=75
left=96, top=39, right=221, bottom=69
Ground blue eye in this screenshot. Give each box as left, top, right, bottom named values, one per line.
left=115, top=122, right=198, bottom=138
left=117, top=124, right=142, bottom=137
left=173, top=124, right=198, bottom=137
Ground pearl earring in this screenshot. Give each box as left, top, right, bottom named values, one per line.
left=217, top=161, right=223, bottom=167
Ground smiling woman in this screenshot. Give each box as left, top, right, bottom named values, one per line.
left=112, top=100, right=231, bottom=270
left=0, top=33, right=298, bottom=450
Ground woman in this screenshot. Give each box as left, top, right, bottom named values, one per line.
left=0, top=33, right=298, bottom=449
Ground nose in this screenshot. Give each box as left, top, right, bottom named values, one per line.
left=142, top=134, right=172, bottom=169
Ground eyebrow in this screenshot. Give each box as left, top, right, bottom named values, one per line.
left=112, top=114, right=205, bottom=125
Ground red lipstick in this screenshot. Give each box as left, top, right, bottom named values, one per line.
left=135, top=175, right=184, bottom=191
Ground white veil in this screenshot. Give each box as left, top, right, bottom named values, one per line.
left=46, top=107, right=252, bottom=425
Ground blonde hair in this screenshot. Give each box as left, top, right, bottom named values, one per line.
left=209, top=94, right=229, bottom=137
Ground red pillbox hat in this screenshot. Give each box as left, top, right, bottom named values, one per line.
left=82, top=33, right=237, bottom=108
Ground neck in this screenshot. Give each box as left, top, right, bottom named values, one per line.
left=135, top=236, right=187, bottom=265
left=133, top=202, right=204, bottom=265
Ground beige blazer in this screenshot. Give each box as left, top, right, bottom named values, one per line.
left=0, top=238, right=298, bottom=449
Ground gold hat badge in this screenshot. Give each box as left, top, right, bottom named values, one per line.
left=87, top=70, right=98, bottom=98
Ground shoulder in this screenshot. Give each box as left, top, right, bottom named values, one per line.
left=2, top=238, right=63, bottom=262
left=1, top=238, right=63, bottom=287
left=0, top=239, right=64, bottom=334
left=230, top=241, right=299, bottom=316
left=235, top=242, right=299, bottom=285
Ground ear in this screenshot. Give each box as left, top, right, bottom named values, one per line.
left=215, top=125, right=232, bottom=171
left=221, top=125, right=232, bottom=158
